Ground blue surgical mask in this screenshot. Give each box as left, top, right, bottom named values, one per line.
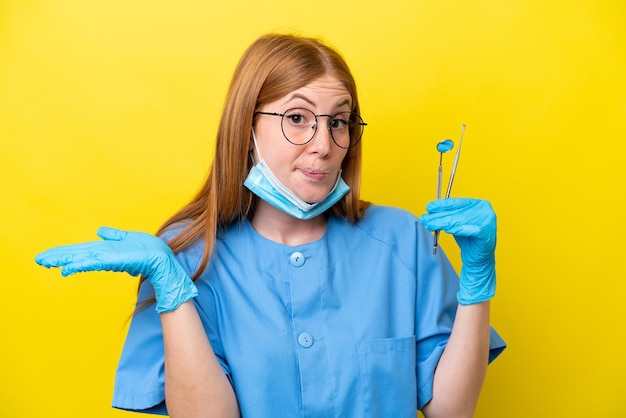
left=244, top=130, right=350, bottom=220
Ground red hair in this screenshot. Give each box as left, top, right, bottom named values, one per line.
left=143, top=34, right=369, bottom=294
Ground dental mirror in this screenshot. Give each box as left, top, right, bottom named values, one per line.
left=433, top=125, right=466, bottom=254
left=436, top=139, right=454, bottom=201
left=436, top=139, right=454, bottom=154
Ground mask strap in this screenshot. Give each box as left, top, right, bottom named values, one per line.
left=251, top=129, right=262, bottom=162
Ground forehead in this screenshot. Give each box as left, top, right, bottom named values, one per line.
left=280, top=74, right=352, bottom=108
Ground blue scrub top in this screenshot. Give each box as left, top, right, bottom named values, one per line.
left=112, top=205, right=505, bottom=417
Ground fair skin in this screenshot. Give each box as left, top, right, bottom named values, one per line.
left=250, top=74, right=350, bottom=245
left=162, top=302, right=240, bottom=418
left=421, top=302, right=491, bottom=418
left=162, top=74, right=490, bottom=417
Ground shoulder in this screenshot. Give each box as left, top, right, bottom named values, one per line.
left=328, top=204, right=432, bottom=276
left=331, top=204, right=428, bottom=255
left=159, top=222, right=190, bottom=243
left=356, top=204, right=424, bottom=237
left=159, top=222, right=205, bottom=252
left=360, top=204, right=419, bottom=223
left=159, top=222, right=205, bottom=273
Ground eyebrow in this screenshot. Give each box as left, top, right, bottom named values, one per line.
left=283, top=94, right=352, bottom=111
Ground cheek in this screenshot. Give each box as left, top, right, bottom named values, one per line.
left=254, top=129, right=286, bottom=161
left=337, top=149, right=350, bottom=167
left=264, top=146, right=301, bottom=172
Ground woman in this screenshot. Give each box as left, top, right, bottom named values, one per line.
left=36, top=33, right=505, bottom=417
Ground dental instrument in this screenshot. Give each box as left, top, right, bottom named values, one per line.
left=433, top=124, right=466, bottom=254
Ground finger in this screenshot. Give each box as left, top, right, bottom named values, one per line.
left=97, top=226, right=127, bottom=241
left=34, top=242, right=112, bottom=267
left=57, top=248, right=141, bottom=276
left=440, top=223, right=482, bottom=236
left=35, top=250, right=68, bottom=268
left=426, top=197, right=480, bottom=213
left=35, top=245, right=87, bottom=268
left=421, top=214, right=482, bottom=236
left=59, top=258, right=114, bottom=276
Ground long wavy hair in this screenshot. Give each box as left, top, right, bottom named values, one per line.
left=143, top=33, right=370, bottom=293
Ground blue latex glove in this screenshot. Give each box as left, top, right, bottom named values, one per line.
left=35, top=227, right=199, bottom=313
left=421, top=198, right=497, bottom=305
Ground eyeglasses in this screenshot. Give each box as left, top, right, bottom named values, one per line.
left=255, top=108, right=367, bottom=149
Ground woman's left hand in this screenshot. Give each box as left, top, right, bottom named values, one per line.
left=421, top=198, right=497, bottom=305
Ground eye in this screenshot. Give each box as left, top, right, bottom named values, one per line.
left=287, top=114, right=303, bottom=124
left=284, top=109, right=313, bottom=127
left=330, top=115, right=349, bottom=130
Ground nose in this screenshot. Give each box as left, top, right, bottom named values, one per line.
left=308, top=120, right=333, bottom=156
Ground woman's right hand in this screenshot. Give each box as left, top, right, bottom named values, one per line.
left=35, top=226, right=198, bottom=313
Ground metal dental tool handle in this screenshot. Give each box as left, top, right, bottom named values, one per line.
left=445, top=124, right=466, bottom=199
left=433, top=124, right=466, bottom=254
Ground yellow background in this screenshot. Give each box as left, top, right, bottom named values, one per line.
left=1, top=1, right=624, bottom=417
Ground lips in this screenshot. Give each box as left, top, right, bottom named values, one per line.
left=299, top=169, right=329, bottom=181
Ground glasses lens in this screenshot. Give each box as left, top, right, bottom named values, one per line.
left=331, top=112, right=365, bottom=148
left=281, top=108, right=316, bottom=145
left=279, top=108, right=365, bottom=148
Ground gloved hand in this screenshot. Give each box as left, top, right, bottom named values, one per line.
left=421, top=198, right=497, bottom=305
left=35, top=227, right=199, bottom=313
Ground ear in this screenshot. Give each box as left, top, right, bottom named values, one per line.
left=249, top=127, right=258, bottom=153
left=247, top=130, right=257, bottom=162
left=248, top=136, right=254, bottom=152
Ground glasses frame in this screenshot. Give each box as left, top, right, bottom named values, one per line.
left=255, top=108, right=367, bottom=149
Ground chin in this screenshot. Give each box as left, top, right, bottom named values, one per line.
left=301, top=190, right=331, bottom=204
left=302, top=198, right=323, bottom=205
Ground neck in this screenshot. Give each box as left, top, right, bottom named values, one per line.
left=250, top=200, right=328, bottom=246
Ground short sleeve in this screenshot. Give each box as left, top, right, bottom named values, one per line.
left=111, top=229, right=228, bottom=415
left=111, top=275, right=232, bottom=415
left=111, top=280, right=169, bottom=414
left=413, top=220, right=506, bottom=410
